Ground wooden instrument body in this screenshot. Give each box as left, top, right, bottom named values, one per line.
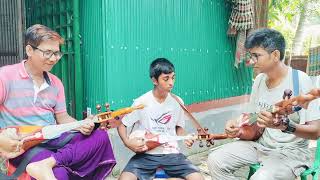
left=127, top=89, right=320, bottom=149
left=129, top=130, right=230, bottom=152
left=0, top=126, right=44, bottom=151
left=235, top=88, right=305, bottom=141
left=237, top=113, right=265, bottom=140
left=129, top=130, right=162, bottom=152
left=0, top=105, right=144, bottom=157
left=238, top=123, right=265, bottom=141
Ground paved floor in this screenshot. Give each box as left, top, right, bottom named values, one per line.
left=0, top=103, right=316, bottom=180
left=106, top=103, right=318, bottom=180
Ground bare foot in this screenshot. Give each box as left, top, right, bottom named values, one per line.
left=26, top=157, right=57, bottom=180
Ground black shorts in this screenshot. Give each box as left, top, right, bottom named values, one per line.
left=122, top=153, right=199, bottom=180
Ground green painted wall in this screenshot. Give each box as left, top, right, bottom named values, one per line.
left=81, top=0, right=252, bottom=113
left=25, top=0, right=253, bottom=115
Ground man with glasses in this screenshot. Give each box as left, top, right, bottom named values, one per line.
left=28, top=44, right=63, bottom=59
left=207, top=28, right=320, bottom=180
left=0, top=24, right=116, bottom=180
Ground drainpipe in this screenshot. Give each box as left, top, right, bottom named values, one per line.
left=73, top=0, right=83, bottom=119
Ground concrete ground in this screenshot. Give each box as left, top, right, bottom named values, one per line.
left=106, top=103, right=318, bottom=180
left=0, top=103, right=316, bottom=180
left=106, top=103, right=245, bottom=178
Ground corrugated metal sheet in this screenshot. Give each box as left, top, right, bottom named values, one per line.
left=25, top=0, right=82, bottom=118
left=0, top=0, right=24, bottom=67
left=81, top=0, right=252, bottom=113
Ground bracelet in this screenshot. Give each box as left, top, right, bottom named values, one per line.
left=281, top=118, right=296, bottom=134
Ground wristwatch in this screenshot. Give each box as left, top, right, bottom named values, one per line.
left=281, top=118, right=297, bottom=134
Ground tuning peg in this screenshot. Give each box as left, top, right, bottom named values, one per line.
left=197, top=128, right=201, bottom=133
left=82, top=111, right=87, bottom=119
left=292, top=106, right=302, bottom=112
left=206, top=141, right=211, bottom=147
left=197, top=128, right=202, bottom=134
left=96, top=104, right=102, bottom=113
left=105, top=103, right=110, bottom=112
left=209, top=139, right=215, bottom=145
left=283, top=89, right=293, bottom=99
left=199, top=141, right=204, bottom=148
left=106, top=122, right=111, bottom=129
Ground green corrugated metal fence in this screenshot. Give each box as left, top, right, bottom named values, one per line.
left=25, top=0, right=253, bottom=115
left=81, top=0, right=252, bottom=113
left=25, top=0, right=83, bottom=118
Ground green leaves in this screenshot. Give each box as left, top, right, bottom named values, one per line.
left=268, top=0, right=320, bottom=54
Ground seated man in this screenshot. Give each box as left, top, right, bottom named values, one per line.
left=0, top=24, right=116, bottom=180
left=207, top=28, right=320, bottom=180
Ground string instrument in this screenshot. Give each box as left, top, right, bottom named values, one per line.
left=273, top=88, right=320, bottom=114
left=129, top=129, right=230, bottom=152
left=171, top=93, right=229, bottom=148
left=237, top=88, right=320, bottom=140
left=187, top=88, right=318, bottom=144
left=0, top=104, right=144, bottom=158
left=135, top=89, right=320, bottom=152
left=233, top=89, right=298, bottom=140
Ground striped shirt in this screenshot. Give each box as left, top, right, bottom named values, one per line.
left=0, top=60, right=66, bottom=128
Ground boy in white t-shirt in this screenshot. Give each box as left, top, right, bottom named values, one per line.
left=207, top=28, right=320, bottom=180
left=118, top=58, right=204, bottom=180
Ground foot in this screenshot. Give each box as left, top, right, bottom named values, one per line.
left=26, top=157, right=57, bottom=180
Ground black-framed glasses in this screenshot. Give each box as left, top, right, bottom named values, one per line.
left=29, top=45, right=63, bottom=60
left=247, top=52, right=264, bottom=62
left=247, top=50, right=275, bottom=62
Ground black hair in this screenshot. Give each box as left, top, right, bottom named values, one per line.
left=25, top=24, right=64, bottom=47
left=245, top=28, right=286, bottom=60
left=149, top=58, right=175, bottom=80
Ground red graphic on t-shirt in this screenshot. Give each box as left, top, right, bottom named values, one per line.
left=152, top=112, right=172, bottom=124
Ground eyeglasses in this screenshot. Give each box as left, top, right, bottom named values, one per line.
left=247, top=50, right=275, bottom=62
left=248, top=52, right=264, bottom=62
left=29, top=45, right=63, bottom=60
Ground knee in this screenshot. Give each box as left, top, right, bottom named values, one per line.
left=185, top=172, right=204, bottom=180
left=207, top=151, right=224, bottom=173
left=207, top=151, right=228, bottom=170
left=207, top=152, right=218, bottom=166
left=119, top=171, right=137, bottom=180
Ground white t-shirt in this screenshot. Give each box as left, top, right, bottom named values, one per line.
left=249, top=67, right=320, bottom=150
left=122, top=91, right=186, bottom=154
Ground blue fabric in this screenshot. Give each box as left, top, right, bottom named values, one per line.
left=292, top=69, right=299, bottom=96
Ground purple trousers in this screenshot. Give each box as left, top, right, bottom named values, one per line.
left=11, top=130, right=116, bottom=180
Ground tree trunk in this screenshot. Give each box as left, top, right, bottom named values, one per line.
left=292, top=1, right=308, bottom=55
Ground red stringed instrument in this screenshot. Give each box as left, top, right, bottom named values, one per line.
left=191, top=88, right=320, bottom=143
left=129, top=129, right=229, bottom=152
left=273, top=88, right=320, bottom=114
left=129, top=89, right=320, bottom=152
left=233, top=88, right=320, bottom=140
left=0, top=104, right=144, bottom=158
